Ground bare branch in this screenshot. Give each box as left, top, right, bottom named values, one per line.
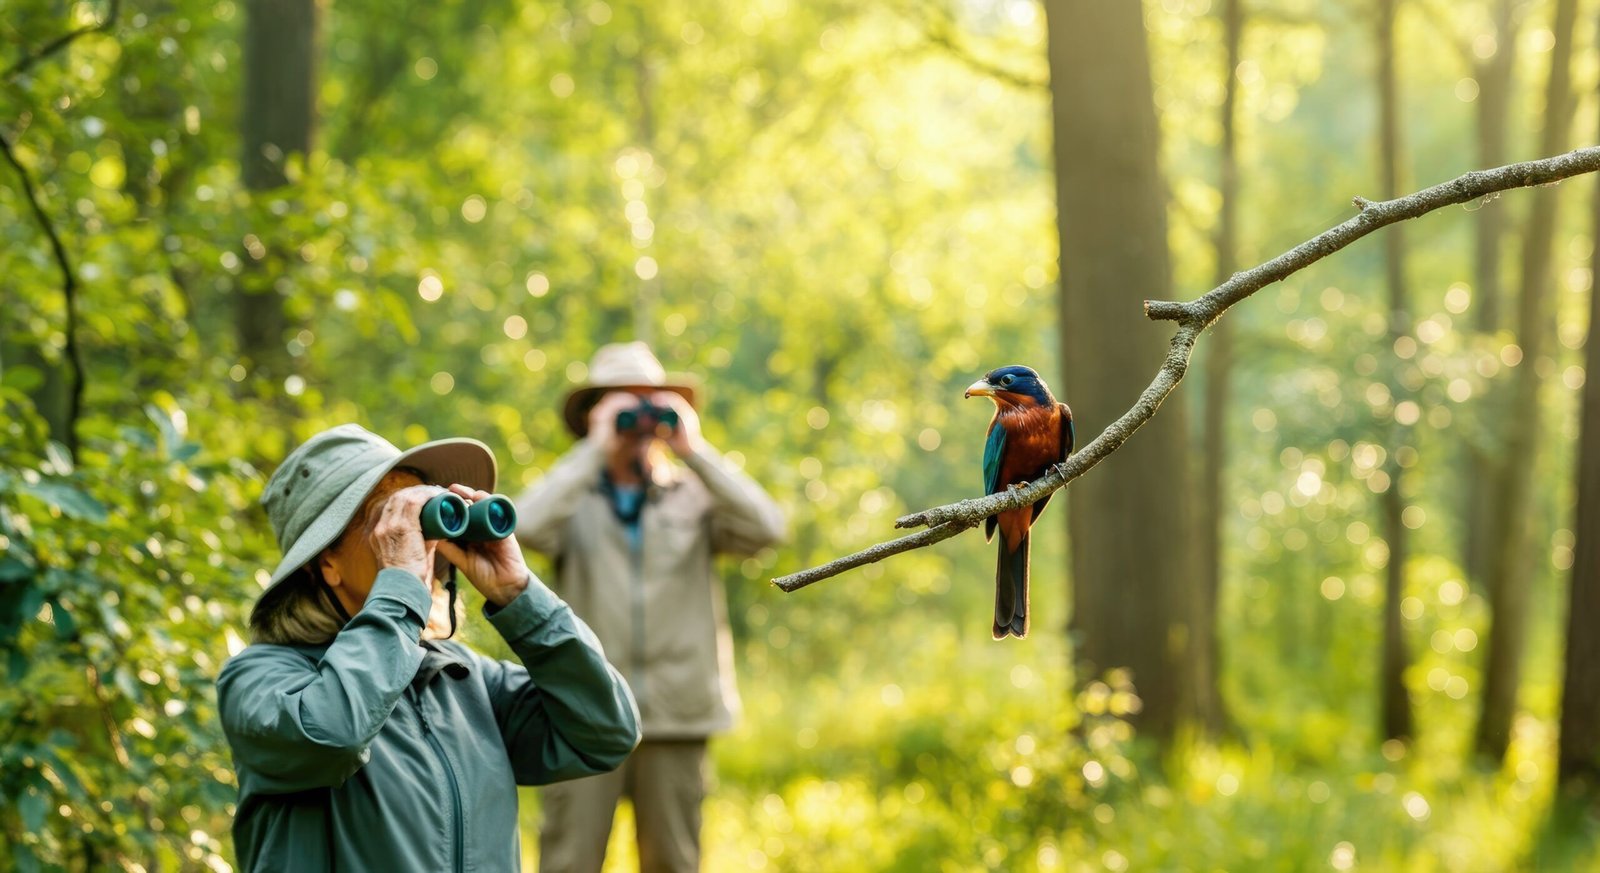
left=772, top=520, right=977, bottom=592
left=900, top=0, right=1049, bottom=92
left=919, top=29, right=1049, bottom=93
left=772, top=146, right=1600, bottom=593
left=1, top=130, right=86, bottom=460
left=3, top=0, right=121, bottom=83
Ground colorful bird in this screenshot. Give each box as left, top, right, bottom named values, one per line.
left=965, top=365, right=1074, bottom=639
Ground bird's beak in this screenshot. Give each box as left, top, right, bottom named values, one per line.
left=964, top=380, right=996, bottom=399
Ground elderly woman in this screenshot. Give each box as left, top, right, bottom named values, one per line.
left=217, top=424, right=639, bottom=872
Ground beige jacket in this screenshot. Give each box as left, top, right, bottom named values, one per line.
left=514, top=439, right=786, bottom=739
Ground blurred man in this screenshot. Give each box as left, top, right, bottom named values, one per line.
left=517, top=341, right=786, bottom=873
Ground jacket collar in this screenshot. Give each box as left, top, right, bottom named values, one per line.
left=415, top=639, right=473, bottom=685
left=596, top=460, right=683, bottom=499
left=293, top=638, right=472, bottom=685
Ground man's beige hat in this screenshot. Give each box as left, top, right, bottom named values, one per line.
left=252, top=424, right=496, bottom=623
left=563, top=342, right=699, bottom=437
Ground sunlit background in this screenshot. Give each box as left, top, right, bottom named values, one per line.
left=5, top=0, right=1600, bottom=869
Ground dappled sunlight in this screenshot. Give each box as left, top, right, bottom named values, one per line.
left=8, top=0, right=1600, bottom=869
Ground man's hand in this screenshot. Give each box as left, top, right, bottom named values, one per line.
left=585, top=391, right=640, bottom=450
left=434, top=484, right=532, bottom=608
left=653, top=391, right=704, bottom=457
left=369, top=484, right=440, bottom=586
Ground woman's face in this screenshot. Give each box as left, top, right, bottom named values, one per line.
left=317, top=469, right=430, bottom=614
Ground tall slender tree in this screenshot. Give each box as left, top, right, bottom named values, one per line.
left=237, top=0, right=318, bottom=387
left=1556, top=7, right=1600, bottom=794
left=1046, top=0, right=1211, bottom=738
left=1477, top=0, right=1579, bottom=761
left=1198, top=0, right=1245, bottom=737
left=1376, top=0, right=1415, bottom=743
left=1464, top=0, right=1520, bottom=590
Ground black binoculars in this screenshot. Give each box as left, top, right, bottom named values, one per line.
left=616, top=400, right=679, bottom=435
left=419, top=493, right=517, bottom=542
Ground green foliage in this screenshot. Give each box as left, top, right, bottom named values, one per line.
left=0, top=393, right=267, bottom=868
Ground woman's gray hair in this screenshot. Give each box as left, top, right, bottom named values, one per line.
left=249, top=561, right=465, bottom=646
left=249, top=569, right=345, bottom=646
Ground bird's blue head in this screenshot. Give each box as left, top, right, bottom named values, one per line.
left=964, top=365, right=1056, bottom=407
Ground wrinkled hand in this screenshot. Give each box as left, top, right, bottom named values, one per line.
left=433, top=484, right=531, bottom=608
left=653, top=391, right=704, bottom=457
left=369, top=484, right=440, bottom=586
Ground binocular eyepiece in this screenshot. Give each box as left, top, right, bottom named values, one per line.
left=419, top=493, right=517, bottom=542
left=616, top=400, right=679, bottom=435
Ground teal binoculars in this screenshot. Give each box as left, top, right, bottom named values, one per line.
left=419, top=493, right=517, bottom=542
left=616, top=400, right=679, bottom=435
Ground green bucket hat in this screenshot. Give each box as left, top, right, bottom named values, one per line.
left=253, top=423, right=497, bottom=621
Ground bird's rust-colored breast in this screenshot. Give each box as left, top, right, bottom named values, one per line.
left=993, top=405, right=1067, bottom=549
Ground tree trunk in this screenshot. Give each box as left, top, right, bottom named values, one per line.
left=1047, top=0, right=1208, bottom=739
left=1548, top=6, right=1600, bottom=793
left=1464, top=0, right=1519, bottom=592
left=1477, top=0, right=1579, bottom=762
left=1558, top=35, right=1600, bottom=787
left=237, top=0, right=317, bottom=385
left=1376, top=0, right=1414, bottom=743
left=1197, top=0, right=1243, bottom=737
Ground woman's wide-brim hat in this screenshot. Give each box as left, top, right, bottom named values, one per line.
left=562, top=341, right=700, bottom=437
left=251, top=423, right=496, bottom=623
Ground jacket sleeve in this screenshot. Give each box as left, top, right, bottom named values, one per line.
left=513, top=440, right=606, bottom=560
left=216, top=569, right=432, bottom=792
left=682, top=443, right=788, bottom=557
left=479, top=574, right=640, bottom=785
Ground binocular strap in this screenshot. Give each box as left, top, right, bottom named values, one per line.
left=442, top=565, right=459, bottom=640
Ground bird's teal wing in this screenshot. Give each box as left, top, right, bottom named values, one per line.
left=983, top=421, right=1006, bottom=496
left=983, top=422, right=1006, bottom=543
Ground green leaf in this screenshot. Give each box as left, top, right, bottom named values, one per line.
left=2, top=364, right=45, bottom=394
left=9, top=648, right=28, bottom=683
left=43, top=440, right=74, bottom=475
left=146, top=403, right=182, bottom=452
left=19, top=788, right=45, bottom=832
left=47, top=596, right=76, bottom=641
left=113, top=665, right=141, bottom=702
left=41, top=749, right=86, bottom=800
left=0, top=555, right=34, bottom=583
left=0, top=581, right=44, bottom=644
left=15, top=479, right=108, bottom=522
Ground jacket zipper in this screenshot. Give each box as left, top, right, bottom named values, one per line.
left=416, top=694, right=465, bottom=873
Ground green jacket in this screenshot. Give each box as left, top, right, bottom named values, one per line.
left=218, top=568, right=640, bottom=872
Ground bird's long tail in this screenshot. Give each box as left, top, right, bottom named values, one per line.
left=994, top=534, right=1029, bottom=639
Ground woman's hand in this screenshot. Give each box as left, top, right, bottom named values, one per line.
left=433, top=484, right=531, bottom=608
left=369, top=484, right=441, bottom=584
